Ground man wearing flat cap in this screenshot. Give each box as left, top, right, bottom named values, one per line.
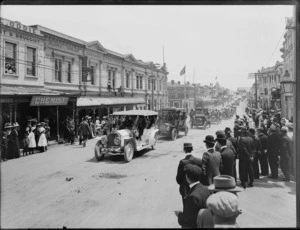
left=279, top=126, right=292, bottom=181
left=202, top=135, right=223, bottom=186
left=175, top=164, right=211, bottom=228
left=267, top=126, right=281, bottom=179
left=238, top=126, right=255, bottom=188
left=176, top=143, right=203, bottom=204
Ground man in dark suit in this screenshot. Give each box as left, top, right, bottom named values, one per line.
left=175, top=164, right=211, bottom=228
left=248, top=128, right=262, bottom=179
left=267, top=126, right=281, bottom=179
left=238, top=127, right=255, bottom=188
left=257, top=128, right=269, bottom=176
left=216, top=133, right=235, bottom=177
left=176, top=143, right=203, bottom=204
left=78, top=116, right=92, bottom=147
left=224, top=127, right=238, bottom=182
left=279, top=127, right=292, bottom=181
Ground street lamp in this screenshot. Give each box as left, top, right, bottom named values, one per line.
left=280, top=70, right=296, bottom=94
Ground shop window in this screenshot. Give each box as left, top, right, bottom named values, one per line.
left=126, top=72, right=130, bottom=88
left=26, top=47, right=36, bottom=76
left=66, top=61, right=71, bottom=83
left=55, top=59, right=62, bottom=82
left=5, top=42, right=17, bottom=75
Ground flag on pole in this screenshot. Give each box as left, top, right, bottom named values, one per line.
left=180, top=66, right=186, bottom=76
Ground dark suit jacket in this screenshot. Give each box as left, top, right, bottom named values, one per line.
left=79, top=121, right=91, bottom=136
left=176, top=155, right=203, bottom=198
left=220, top=147, right=235, bottom=177
left=238, top=136, right=255, bottom=160
left=178, top=183, right=211, bottom=228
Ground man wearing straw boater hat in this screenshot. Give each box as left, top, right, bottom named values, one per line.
left=176, top=143, right=203, bottom=204
left=197, top=175, right=243, bottom=228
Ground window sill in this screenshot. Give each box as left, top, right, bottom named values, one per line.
left=4, top=74, right=18, bottom=78
left=25, top=75, right=38, bottom=79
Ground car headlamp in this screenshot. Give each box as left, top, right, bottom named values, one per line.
left=101, top=137, right=107, bottom=145
left=114, top=137, right=121, bottom=145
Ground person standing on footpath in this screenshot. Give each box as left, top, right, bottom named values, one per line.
left=78, top=116, right=92, bottom=147
left=7, top=122, right=20, bottom=159
left=279, top=127, right=292, bottom=181
left=257, top=128, right=269, bottom=176
left=44, top=118, right=51, bottom=150
left=238, top=127, right=255, bottom=189
left=202, top=135, right=223, bottom=186
left=224, top=127, right=238, bottom=182
left=28, top=126, right=36, bottom=155
left=248, top=128, right=262, bottom=179
left=175, top=164, right=211, bottom=229
left=216, top=133, right=235, bottom=177
left=1, top=128, right=9, bottom=161
left=176, top=143, right=203, bottom=204
left=38, top=122, right=48, bottom=152
left=267, top=126, right=281, bottom=179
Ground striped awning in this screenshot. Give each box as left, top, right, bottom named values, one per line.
left=76, top=96, right=145, bottom=107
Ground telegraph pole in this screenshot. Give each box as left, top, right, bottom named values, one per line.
left=248, top=71, right=261, bottom=109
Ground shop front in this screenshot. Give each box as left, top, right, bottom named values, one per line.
left=30, top=95, right=74, bottom=141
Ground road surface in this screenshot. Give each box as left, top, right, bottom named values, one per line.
left=0, top=100, right=296, bottom=228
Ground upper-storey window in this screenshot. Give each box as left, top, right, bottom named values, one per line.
left=26, top=47, right=36, bottom=76
left=55, top=59, right=62, bottom=82
left=5, top=42, right=17, bottom=75
left=126, top=72, right=130, bottom=88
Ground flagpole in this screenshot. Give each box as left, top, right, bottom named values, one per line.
left=184, top=66, right=186, bottom=111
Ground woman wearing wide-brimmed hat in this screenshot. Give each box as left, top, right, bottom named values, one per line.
left=7, top=122, right=20, bottom=159
left=28, top=126, right=36, bottom=154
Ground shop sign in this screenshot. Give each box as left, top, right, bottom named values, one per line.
left=30, top=96, right=69, bottom=106
left=0, top=29, right=41, bottom=44
left=46, top=37, right=83, bottom=55
left=0, top=17, right=41, bottom=36
left=0, top=98, right=30, bottom=103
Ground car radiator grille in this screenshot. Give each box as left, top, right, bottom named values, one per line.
left=107, top=133, right=119, bottom=146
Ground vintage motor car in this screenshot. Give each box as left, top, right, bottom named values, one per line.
left=94, top=110, right=159, bottom=163
left=157, top=108, right=189, bottom=140
left=191, top=107, right=209, bottom=129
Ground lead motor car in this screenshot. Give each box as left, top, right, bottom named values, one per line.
left=191, top=107, right=209, bottom=129
left=94, top=110, right=159, bottom=162
left=157, top=108, right=189, bottom=140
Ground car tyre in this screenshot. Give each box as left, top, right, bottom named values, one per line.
left=171, top=128, right=178, bottom=140
left=124, top=142, right=134, bottom=162
left=94, top=141, right=105, bottom=161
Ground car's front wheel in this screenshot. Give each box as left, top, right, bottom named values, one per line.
left=124, top=142, right=134, bottom=162
left=171, top=128, right=178, bottom=140
left=94, top=141, right=105, bottom=161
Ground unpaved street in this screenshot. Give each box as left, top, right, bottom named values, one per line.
left=1, top=101, right=296, bottom=228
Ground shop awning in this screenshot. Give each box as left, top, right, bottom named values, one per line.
left=0, top=85, right=62, bottom=96
left=76, top=97, right=145, bottom=107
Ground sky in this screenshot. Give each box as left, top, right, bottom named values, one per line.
left=0, top=5, right=294, bottom=90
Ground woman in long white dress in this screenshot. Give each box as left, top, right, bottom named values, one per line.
left=28, top=127, right=36, bottom=154
left=38, top=122, right=48, bottom=152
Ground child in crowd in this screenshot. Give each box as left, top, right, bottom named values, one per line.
left=21, top=133, right=30, bottom=156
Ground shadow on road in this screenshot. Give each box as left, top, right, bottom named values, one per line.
left=253, top=176, right=296, bottom=193
left=86, top=155, right=125, bottom=164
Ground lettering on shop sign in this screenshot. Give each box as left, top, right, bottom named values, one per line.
left=47, top=38, right=82, bottom=54
left=0, top=17, right=41, bottom=36
left=0, top=29, right=41, bottom=44
left=30, top=96, right=69, bottom=106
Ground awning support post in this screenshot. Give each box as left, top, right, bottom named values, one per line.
left=56, top=106, right=60, bottom=142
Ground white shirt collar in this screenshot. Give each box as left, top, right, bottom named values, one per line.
left=189, top=181, right=200, bottom=188
left=221, top=146, right=227, bottom=150
left=207, top=147, right=214, bottom=151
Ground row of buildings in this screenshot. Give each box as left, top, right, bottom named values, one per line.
left=249, top=17, right=295, bottom=121
left=0, top=17, right=168, bottom=141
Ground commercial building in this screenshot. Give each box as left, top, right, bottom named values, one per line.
left=0, top=17, right=168, bottom=141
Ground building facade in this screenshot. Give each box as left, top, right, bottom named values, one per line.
left=257, top=61, right=283, bottom=111
left=280, top=17, right=295, bottom=120
left=0, top=17, right=168, bottom=141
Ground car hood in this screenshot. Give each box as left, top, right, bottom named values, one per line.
left=116, top=129, right=131, bottom=137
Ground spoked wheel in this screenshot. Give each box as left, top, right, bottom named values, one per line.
left=152, top=133, right=158, bottom=149
left=94, top=141, right=105, bottom=161
left=124, top=142, right=134, bottom=162
left=171, top=128, right=178, bottom=140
